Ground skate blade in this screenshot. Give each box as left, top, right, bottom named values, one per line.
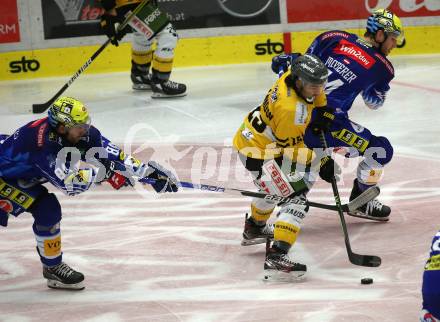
left=241, top=237, right=273, bottom=246
left=132, top=84, right=152, bottom=91
left=263, top=269, right=306, bottom=282
left=347, top=211, right=389, bottom=222
left=47, top=280, right=85, bottom=290
left=151, top=92, right=187, bottom=98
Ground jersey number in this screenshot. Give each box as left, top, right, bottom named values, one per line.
left=325, top=69, right=344, bottom=95
left=433, top=239, right=440, bottom=252
left=247, top=106, right=267, bottom=133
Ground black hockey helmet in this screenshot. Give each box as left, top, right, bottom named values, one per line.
left=290, top=54, right=328, bottom=85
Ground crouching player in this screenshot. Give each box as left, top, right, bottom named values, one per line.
left=0, top=96, right=178, bottom=290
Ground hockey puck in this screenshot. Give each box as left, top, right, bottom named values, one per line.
left=361, top=278, right=373, bottom=285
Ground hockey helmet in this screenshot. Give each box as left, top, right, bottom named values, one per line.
left=48, top=96, right=91, bottom=129
left=290, top=54, right=328, bottom=85
left=366, top=8, right=404, bottom=44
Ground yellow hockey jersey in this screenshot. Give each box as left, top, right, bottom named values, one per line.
left=233, top=71, right=327, bottom=162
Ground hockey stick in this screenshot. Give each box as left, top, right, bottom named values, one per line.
left=32, top=0, right=150, bottom=114
left=319, top=131, right=381, bottom=267
left=140, top=177, right=379, bottom=213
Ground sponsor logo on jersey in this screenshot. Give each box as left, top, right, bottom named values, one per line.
left=0, top=200, right=13, bottom=213
left=37, top=123, right=47, bottom=147
left=241, top=128, right=254, bottom=141
left=294, top=102, right=308, bottom=125
left=333, top=40, right=375, bottom=69
left=374, top=53, right=394, bottom=75
left=255, top=39, right=284, bottom=55
left=321, top=32, right=349, bottom=41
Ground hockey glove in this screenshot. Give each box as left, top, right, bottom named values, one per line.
left=64, top=168, right=98, bottom=196
left=319, top=156, right=341, bottom=183
left=271, top=53, right=301, bottom=74
left=98, top=160, right=133, bottom=190
left=139, top=161, right=179, bottom=193
left=100, top=13, right=126, bottom=46
left=308, top=106, right=335, bottom=135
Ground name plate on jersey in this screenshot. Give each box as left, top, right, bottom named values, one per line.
left=127, top=2, right=170, bottom=40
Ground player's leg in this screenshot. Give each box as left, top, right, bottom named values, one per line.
left=349, top=133, right=392, bottom=221
left=238, top=154, right=276, bottom=246
left=237, top=154, right=311, bottom=280
left=305, top=115, right=392, bottom=221
left=150, top=23, right=187, bottom=98
left=30, top=192, right=84, bottom=290
left=265, top=194, right=309, bottom=280
left=131, top=30, right=154, bottom=90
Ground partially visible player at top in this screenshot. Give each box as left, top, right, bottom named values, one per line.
left=272, top=8, right=405, bottom=221
left=0, top=96, right=179, bottom=290
left=99, top=0, right=187, bottom=98
left=420, top=229, right=440, bottom=321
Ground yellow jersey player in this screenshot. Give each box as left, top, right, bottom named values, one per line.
left=233, top=54, right=339, bottom=280
left=99, top=0, right=187, bottom=98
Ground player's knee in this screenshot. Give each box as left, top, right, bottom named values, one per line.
left=132, top=31, right=153, bottom=51
left=30, top=193, right=62, bottom=227
left=156, top=24, right=178, bottom=54
left=367, top=136, right=393, bottom=165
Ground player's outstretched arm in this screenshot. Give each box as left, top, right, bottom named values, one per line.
left=99, top=136, right=179, bottom=193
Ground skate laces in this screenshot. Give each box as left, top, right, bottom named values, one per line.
left=366, top=199, right=383, bottom=214
left=279, top=254, right=298, bottom=266
left=164, top=80, right=180, bottom=89
left=268, top=251, right=297, bottom=266
left=262, top=223, right=274, bottom=235
left=52, top=263, right=74, bottom=278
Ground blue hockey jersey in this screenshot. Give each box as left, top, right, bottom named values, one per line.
left=306, top=30, right=394, bottom=114
left=422, top=230, right=440, bottom=317
left=0, top=118, right=130, bottom=196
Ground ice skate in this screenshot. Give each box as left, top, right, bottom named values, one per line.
left=151, top=78, right=187, bottom=98
left=263, top=246, right=307, bottom=282
left=131, top=61, right=152, bottom=90
left=241, top=214, right=274, bottom=246
left=43, top=262, right=85, bottom=290
left=348, top=179, right=390, bottom=221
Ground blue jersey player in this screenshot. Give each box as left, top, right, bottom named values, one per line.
left=271, top=9, right=404, bottom=221
left=0, top=97, right=179, bottom=290
left=421, top=230, right=440, bottom=321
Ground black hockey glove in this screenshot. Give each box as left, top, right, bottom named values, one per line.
left=139, top=161, right=180, bottom=193
left=319, top=156, right=341, bottom=183
left=308, top=106, right=335, bottom=135
left=100, top=13, right=126, bottom=46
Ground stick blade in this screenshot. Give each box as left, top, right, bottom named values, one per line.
left=32, top=102, right=52, bottom=114
left=350, top=253, right=382, bottom=267
left=347, top=186, right=380, bottom=212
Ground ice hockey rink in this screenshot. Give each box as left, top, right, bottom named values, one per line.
left=0, top=54, right=440, bottom=321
